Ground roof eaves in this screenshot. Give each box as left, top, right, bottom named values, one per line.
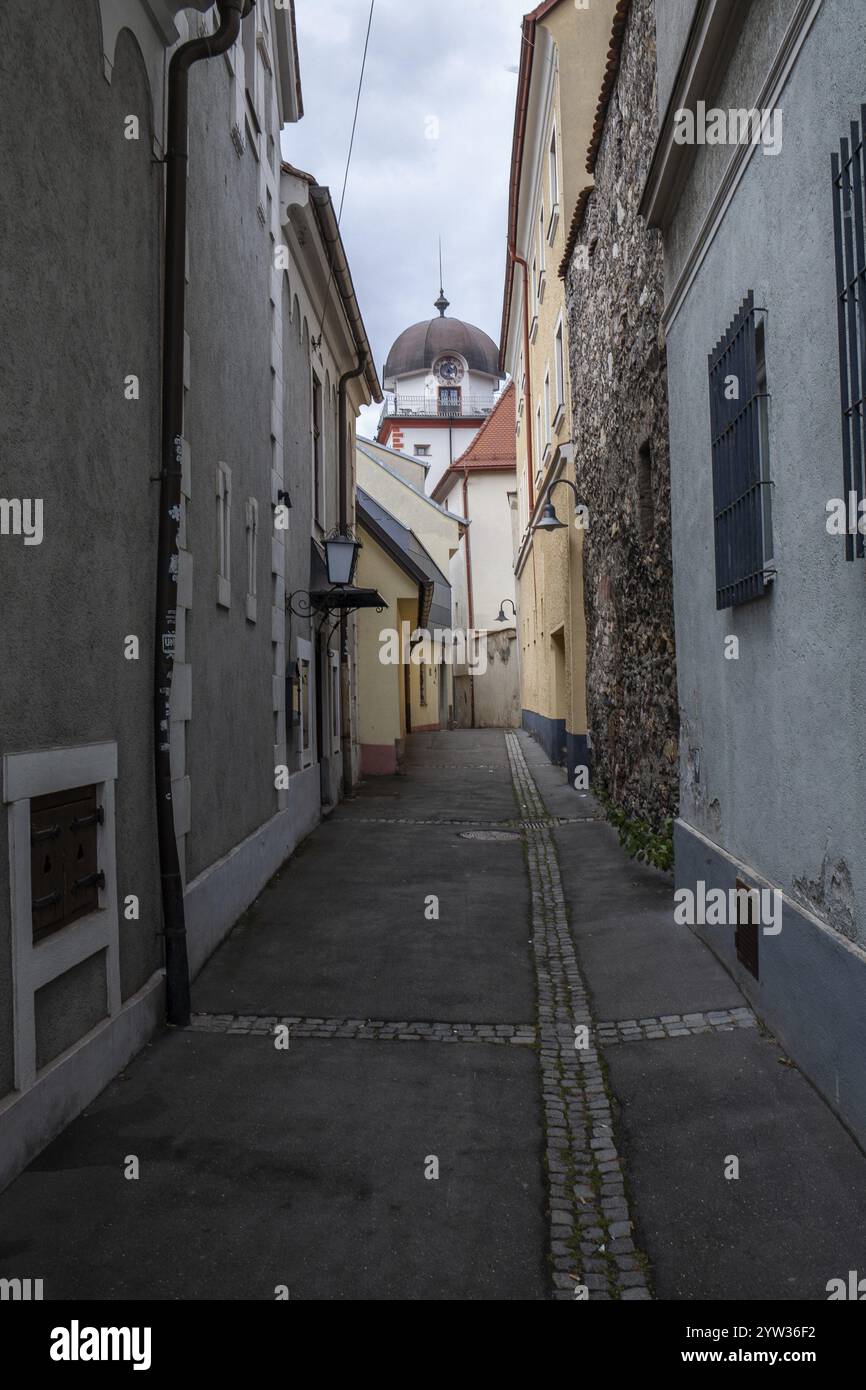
left=585, top=0, right=633, bottom=178
left=357, top=493, right=450, bottom=591
left=558, top=184, right=594, bottom=279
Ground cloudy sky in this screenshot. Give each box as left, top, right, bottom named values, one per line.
left=281, top=0, right=531, bottom=437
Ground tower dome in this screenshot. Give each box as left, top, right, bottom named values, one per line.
left=384, top=294, right=503, bottom=383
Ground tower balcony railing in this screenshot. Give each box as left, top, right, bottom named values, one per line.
left=378, top=394, right=496, bottom=428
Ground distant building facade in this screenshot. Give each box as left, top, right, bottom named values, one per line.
left=433, top=384, right=520, bottom=729
left=355, top=442, right=462, bottom=770
left=377, top=294, right=505, bottom=495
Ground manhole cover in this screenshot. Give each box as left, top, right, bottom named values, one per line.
left=459, top=829, right=521, bottom=841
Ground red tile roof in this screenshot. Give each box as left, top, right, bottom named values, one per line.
left=431, top=385, right=516, bottom=502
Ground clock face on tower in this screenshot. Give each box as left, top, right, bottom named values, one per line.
left=436, top=356, right=465, bottom=384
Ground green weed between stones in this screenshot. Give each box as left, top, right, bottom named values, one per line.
left=599, top=795, right=674, bottom=873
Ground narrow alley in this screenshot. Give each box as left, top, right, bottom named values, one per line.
left=2, top=730, right=864, bottom=1303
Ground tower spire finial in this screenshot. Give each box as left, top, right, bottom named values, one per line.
left=435, top=237, right=449, bottom=317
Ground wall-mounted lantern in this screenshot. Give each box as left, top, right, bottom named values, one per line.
left=534, top=477, right=583, bottom=532
left=324, top=528, right=362, bottom=587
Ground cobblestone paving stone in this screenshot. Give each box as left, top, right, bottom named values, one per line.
left=504, top=732, right=651, bottom=1301
left=190, top=735, right=646, bottom=1301
left=597, top=1008, right=758, bottom=1045
left=347, top=815, right=600, bottom=828
left=188, top=1015, right=538, bottom=1043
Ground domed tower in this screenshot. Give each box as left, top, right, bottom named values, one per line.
left=378, top=287, right=505, bottom=494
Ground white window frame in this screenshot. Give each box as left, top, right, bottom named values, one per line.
left=217, top=462, right=232, bottom=608
left=245, top=496, right=259, bottom=623
left=242, top=4, right=264, bottom=146
left=2, top=742, right=121, bottom=1092
left=554, top=315, right=566, bottom=431
left=311, top=369, right=325, bottom=532
left=544, top=369, right=552, bottom=447
left=329, top=649, right=341, bottom=755
left=296, top=637, right=314, bottom=770
left=548, top=123, right=560, bottom=241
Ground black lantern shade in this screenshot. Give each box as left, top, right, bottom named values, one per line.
left=324, top=533, right=362, bottom=586
left=534, top=501, right=567, bottom=532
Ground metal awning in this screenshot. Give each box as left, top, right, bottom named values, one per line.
left=310, top=587, right=387, bottom=611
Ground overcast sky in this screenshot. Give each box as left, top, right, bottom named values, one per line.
left=281, top=0, right=531, bottom=438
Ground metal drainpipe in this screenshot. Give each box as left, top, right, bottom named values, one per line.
left=338, top=357, right=365, bottom=796
left=461, top=467, right=476, bottom=729
left=155, top=0, right=249, bottom=1027
left=508, top=242, right=535, bottom=512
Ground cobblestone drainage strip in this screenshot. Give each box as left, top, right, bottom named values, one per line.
left=188, top=1015, right=536, bottom=1043
left=598, top=1008, right=757, bottom=1045
left=504, top=731, right=651, bottom=1301
left=348, top=815, right=600, bottom=828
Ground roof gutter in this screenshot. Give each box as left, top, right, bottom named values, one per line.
left=509, top=244, right=535, bottom=512
left=461, top=465, right=477, bottom=729
left=499, top=14, right=535, bottom=373
left=307, top=184, right=382, bottom=406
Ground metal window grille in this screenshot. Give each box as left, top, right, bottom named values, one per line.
left=707, top=291, right=770, bottom=609
left=831, top=105, right=866, bottom=562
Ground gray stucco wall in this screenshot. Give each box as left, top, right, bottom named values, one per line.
left=0, top=3, right=163, bottom=1097
left=653, top=0, right=700, bottom=121
left=284, top=295, right=314, bottom=768
left=184, top=56, right=279, bottom=882
left=662, top=0, right=799, bottom=300
left=677, top=824, right=866, bottom=1149
left=663, top=0, right=866, bottom=937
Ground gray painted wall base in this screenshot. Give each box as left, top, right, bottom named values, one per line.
left=0, top=970, right=164, bottom=1194
left=676, top=819, right=866, bottom=1151
left=185, top=766, right=321, bottom=978
left=0, top=772, right=324, bottom=1195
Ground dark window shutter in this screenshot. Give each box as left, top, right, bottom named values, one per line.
left=30, top=785, right=103, bottom=943
left=734, top=878, right=760, bottom=981
left=708, top=291, right=770, bottom=609
left=831, top=105, right=866, bottom=561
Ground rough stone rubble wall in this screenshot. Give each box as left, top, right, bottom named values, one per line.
left=564, top=0, right=678, bottom=829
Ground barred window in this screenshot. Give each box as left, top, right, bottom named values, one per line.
left=831, top=105, right=866, bottom=562
left=707, top=291, right=773, bottom=609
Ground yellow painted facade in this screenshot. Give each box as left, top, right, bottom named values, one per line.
left=505, top=0, right=616, bottom=772
left=356, top=446, right=459, bottom=575
left=355, top=443, right=461, bottom=772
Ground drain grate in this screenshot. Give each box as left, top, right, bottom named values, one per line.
left=459, top=829, right=521, bottom=841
